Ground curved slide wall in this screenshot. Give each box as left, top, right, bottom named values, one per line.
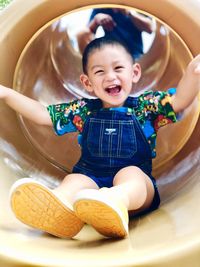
left=0, top=0, right=200, bottom=266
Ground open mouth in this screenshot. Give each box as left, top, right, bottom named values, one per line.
left=105, top=85, right=121, bottom=96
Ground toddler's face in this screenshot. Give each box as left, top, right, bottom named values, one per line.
left=80, top=44, right=141, bottom=108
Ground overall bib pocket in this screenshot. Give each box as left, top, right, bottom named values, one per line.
left=87, top=118, right=137, bottom=158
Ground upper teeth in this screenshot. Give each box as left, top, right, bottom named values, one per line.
left=107, top=85, right=118, bottom=88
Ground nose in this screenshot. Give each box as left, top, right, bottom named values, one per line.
left=104, top=70, right=117, bottom=82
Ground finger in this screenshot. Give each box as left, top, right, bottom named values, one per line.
left=102, top=20, right=115, bottom=31
left=194, top=65, right=200, bottom=74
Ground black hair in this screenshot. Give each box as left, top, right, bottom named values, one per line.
left=82, top=36, right=134, bottom=74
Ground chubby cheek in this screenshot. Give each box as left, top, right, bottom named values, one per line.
left=93, top=89, right=104, bottom=99
left=90, top=80, right=104, bottom=94
left=93, top=76, right=103, bottom=85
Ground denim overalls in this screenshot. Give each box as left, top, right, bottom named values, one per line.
left=73, top=107, right=160, bottom=214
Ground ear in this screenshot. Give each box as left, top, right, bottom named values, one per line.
left=80, top=74, right=93, bottom=93
left=132, top=63, right=141, bottom=83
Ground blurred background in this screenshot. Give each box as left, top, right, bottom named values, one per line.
left=0, top=0, right=13, bottom=10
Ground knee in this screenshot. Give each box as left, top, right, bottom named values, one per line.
left=120, top=166, right=144, bottom=174
left=113, top=166, right=148, bottom=195
left=113, top=167, right=149, bottom=209
left=114, top=166, right=144, bottom=181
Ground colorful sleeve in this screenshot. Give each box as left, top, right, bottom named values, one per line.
left=138, top=89, right=177, bottom=132
left=47, top=99, right=91, bottom=136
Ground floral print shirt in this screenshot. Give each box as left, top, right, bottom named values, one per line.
left=47, top=89, right=177, bottom=158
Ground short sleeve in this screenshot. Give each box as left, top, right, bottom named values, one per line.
left=47, top=99, right=91, bottom=136
left=137, top=89, right=177, bottom=132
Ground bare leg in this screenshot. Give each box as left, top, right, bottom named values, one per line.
left=111, top=166, right=155, bottom=212
left=73, top=166, right=155, bottom=238
left=53, top=173, right=99, bottom=204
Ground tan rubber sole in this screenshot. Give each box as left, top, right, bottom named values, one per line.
left=10, top=182, right=84, bottom=238
left=74, top=199, right=128, bottom=238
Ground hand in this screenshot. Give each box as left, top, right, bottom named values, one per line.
left=172, top=54, right=200, bottom=113
left=0, top=84, right=9, bottom=99
left=184, top=54, right=200, bottom=88
left=191, top=54, right=200, bottom=74
left=94, top=13, right=116, bottom=31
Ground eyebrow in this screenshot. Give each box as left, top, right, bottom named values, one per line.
left=90, top=65, right=103, bottom=71
left=90, top=60, right=124, bottom=71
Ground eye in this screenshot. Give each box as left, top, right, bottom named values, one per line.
left=115, top=66, right=124, bottom=71
left=94, top=69, right=104, bottom=75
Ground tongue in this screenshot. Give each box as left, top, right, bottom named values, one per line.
left=107, top=86, right=120, bottom=95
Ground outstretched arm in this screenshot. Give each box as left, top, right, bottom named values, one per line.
left=0, top=85, right=52, bottom=126
left=172, top=54, right=200, bottom=113
left=127, top=11, right=153, bottom=34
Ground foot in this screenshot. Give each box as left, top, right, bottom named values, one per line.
left=73, top=189, right=129, bottom=238
left=10, top=178, right=84, bottom=238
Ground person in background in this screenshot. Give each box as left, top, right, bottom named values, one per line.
left=77, top=8, right=153, bottom=59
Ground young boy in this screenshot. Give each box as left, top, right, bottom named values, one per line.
left=1, top=37, right=199, bottom=239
